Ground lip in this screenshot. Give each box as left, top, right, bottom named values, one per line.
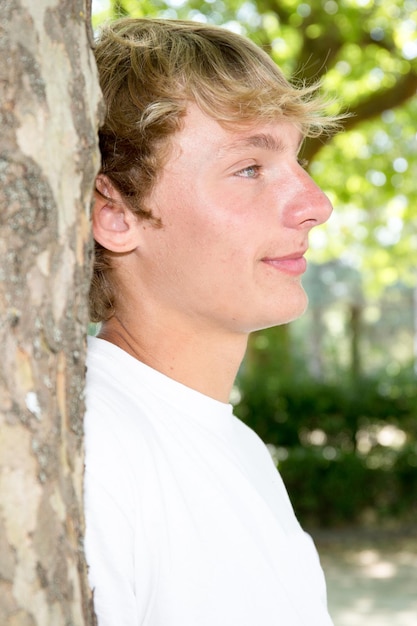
left=261, top=252, right=308, bottom=275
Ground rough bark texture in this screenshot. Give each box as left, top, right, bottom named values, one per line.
left=0, top=1, right=102, bottom=624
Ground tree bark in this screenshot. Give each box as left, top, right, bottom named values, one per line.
left=0, top=1, right=101, bottom=624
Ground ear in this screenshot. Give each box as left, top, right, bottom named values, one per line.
left=92, top=175, right=140, bottom=253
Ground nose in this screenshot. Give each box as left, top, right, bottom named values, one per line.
left=284, top=167, right=333, bottom=230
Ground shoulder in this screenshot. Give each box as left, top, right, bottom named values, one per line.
left=85, top=336, right=154, bottom=434
left=84, top=337, right=161, bottom=499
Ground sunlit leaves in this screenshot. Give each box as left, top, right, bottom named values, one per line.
left=309, top=96, right=417, bottom=292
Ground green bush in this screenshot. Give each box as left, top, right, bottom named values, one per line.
left=234, top=365, right=417, bottom=526
left=278, top=448, right=380, bottom=526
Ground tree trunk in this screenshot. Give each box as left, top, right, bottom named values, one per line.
left=349, top=304, right=362, bottom=384
left=414, top=282, right=417, bottom=377
left=0, top=1, right=101, bottom=624
left=309, top=306, right=324, bottom=381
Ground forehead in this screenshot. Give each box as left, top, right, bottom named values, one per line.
left=215, top=129, right=304, bottom=158
left=173, top=104, right=304, bottom=160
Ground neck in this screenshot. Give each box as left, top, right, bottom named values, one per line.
left=98, top=314, right=248, bottom=403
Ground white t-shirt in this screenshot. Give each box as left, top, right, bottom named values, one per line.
left=84, top=337, right=333, bottom=626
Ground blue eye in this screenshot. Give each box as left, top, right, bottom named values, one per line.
left=236, top=165, right=261, bottom=178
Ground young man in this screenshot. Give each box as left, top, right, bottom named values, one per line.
left=84, top=17, right=339, bottom=626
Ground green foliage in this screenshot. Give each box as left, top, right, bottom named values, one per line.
left=234, top=358, right=417, bottom=526
left=278, top=449, right=374, bottom=526
left=309, top=98, right=417, bottom=293
left=279, top=443, right=417, bottom=526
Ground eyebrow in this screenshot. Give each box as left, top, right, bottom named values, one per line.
left=217, top=132, right=303, bottom=157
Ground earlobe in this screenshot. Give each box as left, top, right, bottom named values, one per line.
left=92, top=175, right=140, bottom=253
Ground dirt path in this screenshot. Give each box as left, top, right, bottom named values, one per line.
left=313, top=529, right=417, bottom=625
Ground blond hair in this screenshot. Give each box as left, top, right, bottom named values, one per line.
left=90, top=17, right=340, bottom=322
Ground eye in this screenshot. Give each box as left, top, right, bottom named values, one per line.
left=235, top=164, right=261, bottom=179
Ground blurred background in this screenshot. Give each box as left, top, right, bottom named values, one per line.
left=92, top=1, right=417, bottom=622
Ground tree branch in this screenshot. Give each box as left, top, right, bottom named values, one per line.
left=303, top=69, right=417, bottom=163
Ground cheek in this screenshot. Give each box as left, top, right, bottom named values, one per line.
left=155, top=181, right=260, bottom=268
left=165, top=201, right=233, bottom=251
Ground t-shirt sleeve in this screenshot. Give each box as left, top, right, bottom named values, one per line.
left=84, top=404, right=144, bottom=626
left=84, top=471, right=137, bottom=626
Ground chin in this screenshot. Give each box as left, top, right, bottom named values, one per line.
left=287, top=292, right=309, bottom=322
left=254, top=293, right=309, bottom=331
left=236, top=285, right=309, bottom=333
left=245, top=309, right=307, bottom=334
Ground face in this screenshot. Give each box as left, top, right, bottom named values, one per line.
left=126, top=104, right=332, bottom=336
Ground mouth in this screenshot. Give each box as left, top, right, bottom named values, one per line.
left=261, top=251, right=308, bottom=276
